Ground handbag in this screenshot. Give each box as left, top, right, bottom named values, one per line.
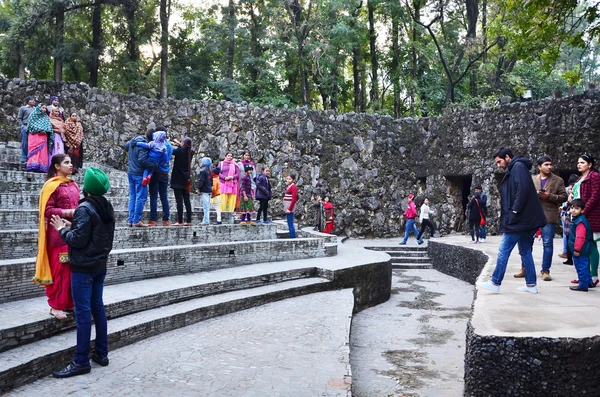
left=185, top=147, right=193, bottom=193
left=476, top=199, right=485, bottom=226
left=185, top=179, right=192, bottom=193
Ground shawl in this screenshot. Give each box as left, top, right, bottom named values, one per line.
left=27, top=104, right=53, bottom=134
left=33, top=176, right=72, bottom=286
left=64, top=119, right=84, bottom=148
left=50, top=112, right=65, bottom=135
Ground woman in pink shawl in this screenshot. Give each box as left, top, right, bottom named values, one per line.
left=49, top=107, right=65, bottom=157
left=219, top=152, right=240, bottom=212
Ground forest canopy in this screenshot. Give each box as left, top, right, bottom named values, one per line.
left=1, top=0, right=598, bottom=117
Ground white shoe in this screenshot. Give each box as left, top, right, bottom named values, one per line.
left=517, top=285, right=538, bottom=294
left=477, top=280, right=500, bottom=292
left=479, top=238, right=486, bottom=243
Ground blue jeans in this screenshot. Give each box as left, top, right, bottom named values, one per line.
left=149, top=176, right=169, bottom=222
left=402, top=219, right=422, bottom=243
left=72, top=270, right=108, bottom=366
left=286, top=212, right=296, bottom=238
left=201, top=193, right=211, bottom=224
left=21, top=125, right=28, bottom=163
left=561, top=217, right=568, bottom=254
left=492, top=230, right=538, bottom=286
left=573, top=256, right=592, bottom=289
left=480, top=224, right=487, bottom=239
left=128, top=174, right=148, bottom=224
left=540, top=223, right=556, bottom=272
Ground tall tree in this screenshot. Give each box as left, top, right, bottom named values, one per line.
left=367, top=0, right=379, bottom=109
left=159, top=0, right=170, bottom=98
left=284, top=0, right=314, bottom=106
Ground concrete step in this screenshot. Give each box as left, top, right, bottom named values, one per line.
left=0, top=276, right=332, bottom=393
left=391, top=263, right=433, bottom=270
left=0, top=238, right=326, bottom=304
left=390, top=257, right=431, bottom=264
left=0, top=180, right=132, bottom=196
left=364, top=245, right=428, bottom=252
left=0, top=223, right=278, bottom=260
left=0, top=264, right=320, bottom=353
left=387, top=251, right=429, bottom=258
left=0, top=166, right=130, bottom=188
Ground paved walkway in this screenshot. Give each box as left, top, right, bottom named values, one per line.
left=9, top=289, right=354, bottom=397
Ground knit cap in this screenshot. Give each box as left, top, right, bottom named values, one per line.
left=201, top=157, right=212, bottom=167
left=84, top=167, right=110, bottom=195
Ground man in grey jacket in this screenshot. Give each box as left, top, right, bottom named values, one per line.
left=17, top=96, right=36, bottom=163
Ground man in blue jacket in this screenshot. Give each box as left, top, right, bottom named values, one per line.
left=146, top=126, right=173, bottom=226
left=124, top=132, right=157, bottom=227
left=478, top=148, right=546, bottom=294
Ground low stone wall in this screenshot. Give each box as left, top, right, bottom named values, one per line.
left=464, top=323, right=600, bottom=396
left=427, top=241, right=488, bottom=284
left=0, top=238, right=324, bottom=303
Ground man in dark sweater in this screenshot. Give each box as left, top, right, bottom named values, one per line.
left=17, top=96, right=36, bottom=163
left=50, top=167, right=115, bottom=378
left=124, top=132, right=157, bottom=227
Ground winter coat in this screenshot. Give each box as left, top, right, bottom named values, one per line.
left=171, top=147, right=193, bottom=190
left=59, top=196, right=115, bottom=274
left=255, top=173, right=272, bottom=200
left=577, top=170, right=600, bottom=232
left=125, top=136, right=156, bottom=177
left=197, top=167, right=213, bottom=194
left=532, top=173, right=567, bottom=224
left=499, top=156, right=547, bottom=233
left=467, top=194, right=484, bottom=222
left=569, top=214, right=594, bottom=257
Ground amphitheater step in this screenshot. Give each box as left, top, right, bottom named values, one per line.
left=0, top=263, right=321, bottom=353
left=364, top=245, right=428, bottom=252
left=0, top=237, right=326, bottom=304
left=0, top=276, right=331, bottom=393
left=0, top=223, right=278, bottom=260
left=390, top=257, right=431, bottom=264
left=391, top=262, right=433, bottom=270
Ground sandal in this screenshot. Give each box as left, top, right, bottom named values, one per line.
left=49, top=309, right=68, bottom=320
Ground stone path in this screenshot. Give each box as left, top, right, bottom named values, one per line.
left=8, top=289, right=354, bottom=397
left=350, top=268, right=473, bottom=397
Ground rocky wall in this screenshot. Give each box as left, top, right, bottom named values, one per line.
left=2, top=77, right=599, bottom=237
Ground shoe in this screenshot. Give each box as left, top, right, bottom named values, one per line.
left=249, top=221, right=256, bottom=225
left=513, top=268, right=525, bottom=278
left=92, top=354, right=109, bottom=367
left=201, top=222, right=210, bottom=225
left=399, top=242, right=406, bottom=245
left=571, top=279, right=579, bottom=284
left=477, top=280, right=500, bottom=292
left=518, top=285, right=538, bottom=294
left=128, top=222, right=133, bottom=227
left=49, top=308, right=68, bottom=320
left=417, top=240, right=424, bottom=245
left=256, top=220, right=263, bottom=225
left=594, top=279, right=600, bottom=287
left=570, top=285, right=588, bottom=292
left=239, top=221, right=247, bottom=225
left=563, top=260, right=573, bottom=265
left=147, top=220, right=158, bottom=227
left=133, top=221, right=148, bottom=227
left=141, top=176, right=151, bottom=186
left=216, top=221, right=222, bottom=225
left=162, top=221, right=170, bottom=227
left=541, top=270, right=552, bottom=281
left=469, top=240, right=477, bottom=244
left=263, top=221, right=272, bottom=225
left=558, top=252, right=568, bottom=259
left=589, top=282, right=597, bottom=289
left=172, top=222, right=183, bottom=226
left=52, top=362, right=91, bottom=378
left=479, top=238, right=486, bottom=243
left=183, top=223, right=192, bottom=226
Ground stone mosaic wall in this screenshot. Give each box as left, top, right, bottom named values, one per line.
left=2, top=78, right=599, bottom=237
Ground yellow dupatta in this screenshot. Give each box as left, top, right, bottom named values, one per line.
left=32, top=176, right=72, bottom=286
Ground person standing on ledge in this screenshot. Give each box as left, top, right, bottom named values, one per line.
left=50, top=167, right=115, bottom=378
left=478, top=148, right=546, bottom=294
left=514, top=156, right=566, bottom=281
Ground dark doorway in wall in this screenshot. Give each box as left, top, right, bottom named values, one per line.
left=445, top=175, right=473, bottom=231
left=556, top=169, right=579, bottom=186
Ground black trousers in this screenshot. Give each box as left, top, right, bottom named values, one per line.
left=173, top=188, right=192, bottom=223
left=469, top=220, right=480, bottom=241
left=417, top=219, right=435, bottom=240
left=257, top=199, right=269, bottom=222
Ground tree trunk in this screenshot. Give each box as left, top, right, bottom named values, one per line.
left=351, top=3, right=363, bottom=113
left=53, top=5, right=65, bottom=82
left=298, top=44, right=309, bottom=106
left=482, top=0, right=487, bottom=62
left=410, top=0, right=422, bottom=113
left=391, top=11, right=401, bottom=117
left=226, top=0, right=236, bottom=80
left=17, top=42, right=25, bottom=79
left=466, top=0, right=478, bottom=96
left=89, top=2, right=102, bottom=87
left=367, top=0, right=379, bottom=109
left=123, top=0, right=139, bottom=62
left=159, top=0, right=169, bottom=99
left=330, top=58, right=339, bottom=111
left=248, top=1, right=262, bottom=98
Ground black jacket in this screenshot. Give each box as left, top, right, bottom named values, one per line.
left=467, top=193, right=484, bottom=221
left=60, top=196, right=115, bottom=274
left=125, top=136, right=156, bottom=177
left=171, top=147, right=193, bottom=190
left=499, top=157, right=546, bottom=233
left=197, top=167, right=213, bottom=193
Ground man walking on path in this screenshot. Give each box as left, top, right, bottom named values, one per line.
left=17, top=96, right=36, bottom=164
left=125, top=131, right=156, bottom=227
left=400, top=194, right=423, bottom=245
left=49, top=167, right=115, bottom=378
left=478, top=148, right=546, bottom=294
left=514, top=156, right=567, bottom=281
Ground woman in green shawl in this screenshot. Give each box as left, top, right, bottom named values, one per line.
left=26, top=104, right=54, bottom=173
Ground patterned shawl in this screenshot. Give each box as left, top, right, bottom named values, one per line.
left=27, top=104, right=53, bottom=134
left=64, top=119, right=84, bottom=148
left=49, top=112, right=65, bottom=135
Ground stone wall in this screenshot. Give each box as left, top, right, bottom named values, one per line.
left=2, top=78, right=599, bottom=237
left=428, top=241, right=489, bottom=284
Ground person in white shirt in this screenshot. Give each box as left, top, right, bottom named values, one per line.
left=417, top=198, right=436, bottom=241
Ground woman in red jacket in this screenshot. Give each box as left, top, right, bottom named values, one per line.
left=284, top=174, right=298, bottom=238
left=572, top=154, right=600, bottom=285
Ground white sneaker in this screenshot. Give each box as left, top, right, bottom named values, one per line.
left=517, top=285, right=538, bottom=294
left=480, top=238, right=486, bottom=243
left=477, top=280, right=500, bottom=292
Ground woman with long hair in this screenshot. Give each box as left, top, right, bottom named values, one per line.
left=33, top=153, right=80, bottom=319
left=170, top=137, right=194, bottom=226
left=571, top=154, right=600, bottom=286
left=26, top=104, right=54, bottom=173
left=63, top=112, right=84, bottom=174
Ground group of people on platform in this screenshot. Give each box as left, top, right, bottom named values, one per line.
left=18, top=96, right=85, bottom=174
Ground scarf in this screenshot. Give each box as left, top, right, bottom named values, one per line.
left=64, top=119, right=84, bottom=148
left=33, top=176, right=72, bottom=286
left=50, top=113, right=65, bottom=135
left=27, top=104, right=53, bottom=134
